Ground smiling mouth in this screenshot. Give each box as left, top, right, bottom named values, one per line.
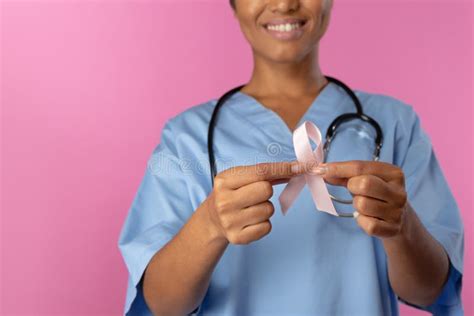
left=263, top=20, right=307, bottom=32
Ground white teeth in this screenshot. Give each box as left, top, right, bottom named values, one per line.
left=266, top=22, right=302, bottom=32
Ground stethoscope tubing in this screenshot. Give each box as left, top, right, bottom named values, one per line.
left=207, top=76, right=383, bottom=211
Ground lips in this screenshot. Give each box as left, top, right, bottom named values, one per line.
left=263, top=18, right=307, bottom=27
left=261, top=18, right=308, bottom=41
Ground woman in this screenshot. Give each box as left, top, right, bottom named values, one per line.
left=118, top=0, right=464, bottom=315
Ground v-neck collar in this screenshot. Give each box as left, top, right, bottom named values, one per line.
left=225, top=81, right=347, bottom=146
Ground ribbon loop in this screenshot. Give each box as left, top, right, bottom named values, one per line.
left=279, top=121, right=338, bottom=216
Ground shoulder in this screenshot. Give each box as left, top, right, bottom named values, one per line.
left=351, top=88, right=421, bottom=138
left=155, top=98, right=218, bottom=160
left=164, top=98, right=218, bottom=134
left=350, top=88, right=432, bottom=165
left=353, top=88, right=416, bottom=121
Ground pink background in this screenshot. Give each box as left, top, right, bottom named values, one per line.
left=1, top=0, right=472, bottom=315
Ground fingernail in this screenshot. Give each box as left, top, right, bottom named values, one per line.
left=291, top=163, right=303, bottom=174
left=353, top=211, right=360, bottom=219
left=311, top=166, right=327, bottom=175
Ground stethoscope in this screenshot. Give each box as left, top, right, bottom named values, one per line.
left=207, top=76, right=383, bottom=207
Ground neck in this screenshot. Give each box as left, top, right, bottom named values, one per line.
left=243, top=47, right=327, bottom=99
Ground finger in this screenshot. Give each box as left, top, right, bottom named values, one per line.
left=269, top=178, right=291, bottom=186
left=316, top=161, right=404, bottom=184
left=347, top=175, right=392, bottom=202
left=218, top=161, right=311, bottom=189
left=355, top=213, right=401, bottom=238
left=237, top=201, right=275, bottom=227
left=238, top=220, right=272, bottom=244
left=348, top=175, right=407, bottom=208
left=352, top=195, right=402, bottom=223
left=322, top=176, right=348, bottom=187
left=233, top=181, right=274, bottom=209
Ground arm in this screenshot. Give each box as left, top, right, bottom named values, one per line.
left=314, top=161, right=451, bottom=307
left=143, top=161, right=305, bottom=315
left=143, top=200, right=228, bottom=316
left=382, top=203, right=449, bottom=306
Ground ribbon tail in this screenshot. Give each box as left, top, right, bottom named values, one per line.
left=305, top=173, right=338, bottom=216
left=278, top=175, right=305, bottom=216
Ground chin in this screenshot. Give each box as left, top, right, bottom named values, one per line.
left=264, top=50, right=308, bottom=64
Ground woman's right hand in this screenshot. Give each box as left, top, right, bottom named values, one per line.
left=204, top=161, right=308, bottom=245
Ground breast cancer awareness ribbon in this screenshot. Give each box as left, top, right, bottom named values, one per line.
left=279, top=121, right=338, bottom=216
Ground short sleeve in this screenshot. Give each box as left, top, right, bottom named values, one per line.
left=117, top=120, right=202, bottom=315
left=395, top=109, right=464, bottom=315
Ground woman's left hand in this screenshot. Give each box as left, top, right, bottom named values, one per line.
left=314, top=161, right=408, bottom=238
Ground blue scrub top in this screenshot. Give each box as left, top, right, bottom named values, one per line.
left=118, top=82, right=464, bottom=315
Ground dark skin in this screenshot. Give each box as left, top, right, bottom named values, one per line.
left=143, top=1, right=450, bottom=314
left=314, top=161, right=450, bottom=306
left=235, top=0, right=331, bottom=131
left=234, top=0, right=449, bottom=306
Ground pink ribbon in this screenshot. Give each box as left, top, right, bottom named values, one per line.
left=279, top=121, right=338, bottom=216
